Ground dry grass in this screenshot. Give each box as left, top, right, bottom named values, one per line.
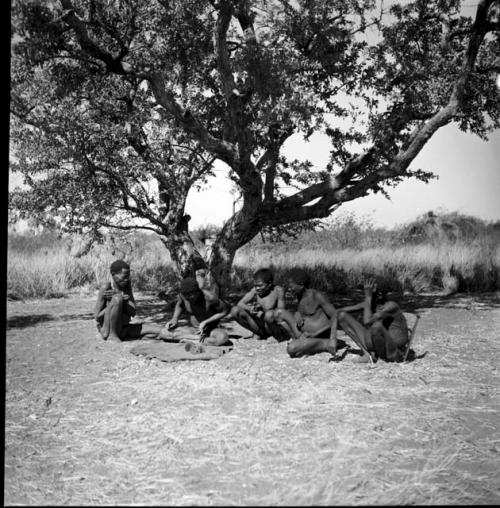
left=234, top=241, right=500, bottom=294
left=5, top=293, right=500, bottom=505
left=7, top=236, right=500, bottom=300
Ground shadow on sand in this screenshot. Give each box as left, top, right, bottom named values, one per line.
left=332, top=290, right=500, bottom=313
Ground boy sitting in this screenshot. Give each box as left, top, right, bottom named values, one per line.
left=275, top=269, right=345, bottom=358
left=95, top=259, right=164, bottom=342
left=230, top=268, right=291, bottom=342
left=164, top=277, right=230, bottom=346
left=337, top=279, right=409, bottom=363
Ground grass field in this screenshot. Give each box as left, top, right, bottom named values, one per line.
left=7, top=212, right=500, bottom=300
left=5, top=292, right=500, bottom=505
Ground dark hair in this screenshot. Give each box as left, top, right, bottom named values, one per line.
left=287, top=268, right=311, bottom=288
left=180, top=277, right=201, bottom=296
left=253, top=268, right=273, bottom=284
left=110, top=259, right=130, bottom=274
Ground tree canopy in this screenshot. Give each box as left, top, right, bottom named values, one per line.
left=10, top=0, right=500, bottom=281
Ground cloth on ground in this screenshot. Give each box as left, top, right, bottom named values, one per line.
left=130, top=340, right=233, bottom=362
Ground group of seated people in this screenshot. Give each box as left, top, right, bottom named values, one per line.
left=95, top=258, right=411, bottom=364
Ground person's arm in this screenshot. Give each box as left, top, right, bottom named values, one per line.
left=167, top=295, right=184, bottom=329
left=294, top=311, right=304, bottom=328
left=275, top=286, right=286, bottom=310
left=237, top=288, right=257, bottom=311
left=366, top=301, right=400, bottom=325
left=362, top=278, right=377, bottom=325
left=122, top=286, right=136, bottom=317
left=199, top=299, right=229, bottom=333
left=337, top=302, right=365, bottom=313
left=316, top=291, right=338, bottom=345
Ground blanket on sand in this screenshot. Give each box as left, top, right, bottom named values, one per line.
left=130, top=340, right=233, bottom=362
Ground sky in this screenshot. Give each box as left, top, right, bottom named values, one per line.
left=9, top=0, right=500, bottom=231
left=185, top=123, right=500, bottom=229
left=184, top=1, right=500, bottom=230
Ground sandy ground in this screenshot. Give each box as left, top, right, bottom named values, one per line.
left=5, top=292, right=500, bottom=505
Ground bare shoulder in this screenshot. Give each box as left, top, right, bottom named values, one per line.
left=311, top=289, right=330, bottom=303
left=382, top=300, right=400, bottom=313
left=244, top=287, right=257, bottom=299
left=203, top=288, right=220, bottom=305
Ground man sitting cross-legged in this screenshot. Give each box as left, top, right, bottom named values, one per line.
left=163, top=277, right=231, bottom=347
left=95, top=259, right=165, bottom=342
left=272, top=269, right=346, bottom=358
left=230, top=268, right=291, bottom=342
left=337, top=279, right=409, bottom=363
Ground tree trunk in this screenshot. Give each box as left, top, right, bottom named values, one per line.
left=160, top=213, right=205, bottom=281
left=208, top=206, right=262, bottom=293
left=208, top=241, right=236, bottom=292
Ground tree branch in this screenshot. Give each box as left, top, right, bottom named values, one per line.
left=388, top=0, right=496, bottom=174
left=214, top=1, right=237, bottom=101
left=146, top=72, right=239, bottom=168
left=58, top=0, right=241, bottom=172
left=59, top=0, right=130, bottom=74
left=256, top=129, right=294, bottom=203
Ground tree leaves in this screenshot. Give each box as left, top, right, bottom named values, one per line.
left=9, top=0, right=500, bottom=280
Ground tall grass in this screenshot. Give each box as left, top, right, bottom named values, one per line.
left=7, top=212, right=500, bottom=299
left=234, top=240, right=500, bottom=294
left=7, top=232, right=178, bottom=299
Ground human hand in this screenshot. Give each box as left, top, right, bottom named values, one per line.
left=364, top=278, right=377, bottom=297
left=122, top=294, right=130, bottom=301
left=295, top=313, right=304, bottom=329
left=198, top=321, right=208, bottom=335
left=245, top=302, right=260, bottom=314
left=103, top=289, right=114, bottom=300
left=166, top=320, right=178, bottom=330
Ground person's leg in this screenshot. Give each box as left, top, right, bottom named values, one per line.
left=271, top=309, right=303, bottom=339
left=230, top=306, right=268, bottom=338
left=172, top=325, right=201, bottom=342
left=122, top=323, right=163, bottom=340
left=337, top=311, right=374, bottom=361
left=370, top=322, right=405, bottom=362
left=102, top=294, right=125, bottom=342
left=287, top=337, right=336, bottom=357
left=203, top=327, right=231, bottom=346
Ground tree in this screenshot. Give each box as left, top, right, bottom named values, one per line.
left=10, top=0, right=500, bottom=286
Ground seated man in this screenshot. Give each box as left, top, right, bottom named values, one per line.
left=164, top=277, right=231, bottom=346
left=230, top=268, right=290, bottom=341
left=193, top=257, right=220, bottom=300
left=95, top=259, right=164, bottom=342
left=275, top=269, right=345, bottom=358
left=337, top=279, right=409, bottom=363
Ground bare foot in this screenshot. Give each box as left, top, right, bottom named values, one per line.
left=353, top=353, right=374, bottom=364
left=107, top=334, right=122, bottom=343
